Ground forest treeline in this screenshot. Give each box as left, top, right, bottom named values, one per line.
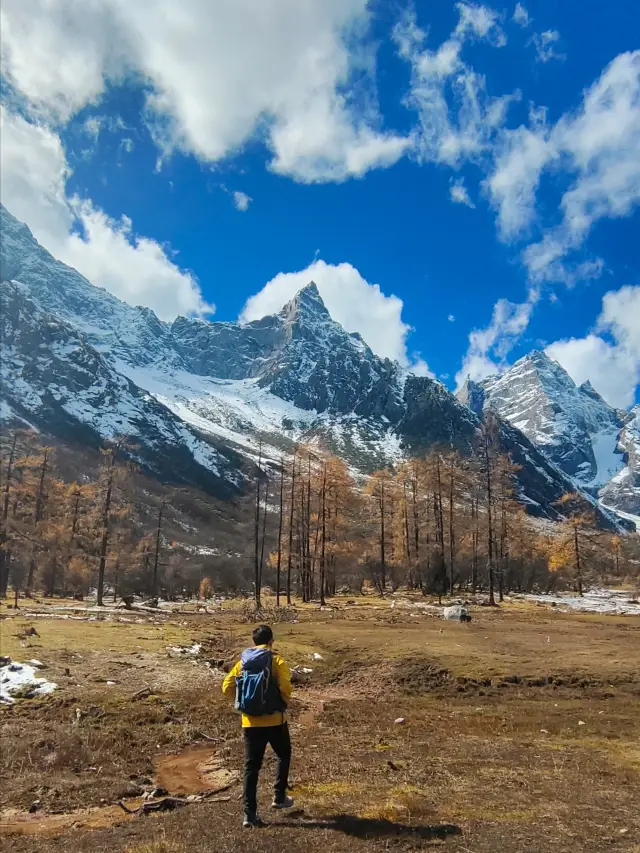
left=0, top=421, right=638, bottom=606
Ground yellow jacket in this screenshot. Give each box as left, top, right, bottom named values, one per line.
left=222, top=645, right=293, bottom=728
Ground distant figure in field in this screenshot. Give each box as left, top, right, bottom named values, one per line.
left=222, top=624, right=294, bottom=828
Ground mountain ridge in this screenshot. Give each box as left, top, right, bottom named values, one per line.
left=456, top=350, right=639, bottom=520
left=0, top=204, right=633, bottom=529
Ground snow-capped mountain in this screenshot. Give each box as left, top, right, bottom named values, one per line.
left=600, top=406, right=640, bottom=519
left=0, top=279, right=244, bottom=497
left=0, top=204, right=630, bottom=527
left=457, top=351, right=639, bottom=518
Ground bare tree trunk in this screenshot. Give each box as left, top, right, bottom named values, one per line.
left=1, top=432, right=17, bottom=521
left=276, top=459, right=284, bottom=607
left=574, top=525, right=583, bottom=596
left=320, top=465, right=327, bottom=606
left=299, top=478, right=308, bottom=601
left=498, top=499, right=506, bottom=602
left=472, top=497, right=478, bottom=594
left=484, top=432, right=496, bottom=606
left=26, top=449, right=49, bottom=595
left=402, top=480, right=412, bottom=585
left=305, top=455, right=312, bottom=601
left=152, top=500, right=165, bottom=600
left=379, top=478, right=386, bottom=594
left=286, top=454, right=296, bottom=605
left=0, top=432, right=18, bottom=598
left=411, top=474, right=420, bottom=564
left=142, top=545, right=151, bottom=581
left=97, top=450, right=116, bottom=607
left=435, top=455, right=446, bottom=595
left=259, top=474, right=269, bottom=596
left=254, top=442, right=262, bottom=609
left=448, top=456, right=455, bottom=596
left=311, top=488, right=321, bottom=600
left=113, top=556, right=120, bottom=603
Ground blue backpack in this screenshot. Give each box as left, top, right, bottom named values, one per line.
left=235, top=648, right=285, bottom=716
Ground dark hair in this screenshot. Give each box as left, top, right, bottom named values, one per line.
left=252, top=625, right=274, bottom=646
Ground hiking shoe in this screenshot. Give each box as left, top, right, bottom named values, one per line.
left=243, top=813, right=264, bottom=828
left=271, top=795, right=294, bottom=810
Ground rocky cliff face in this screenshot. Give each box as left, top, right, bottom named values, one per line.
left=456, top=351, right=638, bottom=520
left=0, top=204, right=631, bottom=528
left=0, top=280, right=243, bottom=497
left=599, top=407, right=640, bottom=518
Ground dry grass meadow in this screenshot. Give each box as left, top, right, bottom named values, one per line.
left=1, top=594, right=639, bottom=853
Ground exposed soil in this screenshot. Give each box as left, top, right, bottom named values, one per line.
left=0, top=742, right=240, bottom=838
left=2, top=600, right=640, bottom=853
left=0, top=804, right=139, bottom=838
left=154, top=745, right=238, bottom=795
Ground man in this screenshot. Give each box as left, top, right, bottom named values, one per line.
left=222, top=624, right=294, bottom=828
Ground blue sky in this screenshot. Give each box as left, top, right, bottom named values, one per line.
left=1, top=0, right=639, bottom=407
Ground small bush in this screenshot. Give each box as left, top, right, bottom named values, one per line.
left=237, top=601, right=299, bottom=624
left=199, top=577, right=213, bottom=600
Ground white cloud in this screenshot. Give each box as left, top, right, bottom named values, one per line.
left=485, top=124, right=555, bottom=239
left=0, top=0, right=131, bottom=122
left=232, top=191, right=252, bottom=212
left=485, top=50, right=640, bottom=283
left=0, top=107, right=210, bottom=320
left=394, top=6, right=515, bottom=168
left=455, top=296, right=535, bottom=388
left=525, top=51, right=640, bottom=282
left=1, top=0, right=409, bottom=183
left=531, top=30, right=563, bottom=64
left=449, top=178, right=475, bottom=207
left=240, top=259, right=429, bottom=373
left=454, top=3, right=506, bottom=46
left=448, top=314, right=456, bottom=322
left=84, top=116, right=104, bottom=142
left=512, top=3, right=531, bottom=28
left=0, top=106, right=72, bottom=243
left=464, top=53, right=640, bottom=394
left=546, top=285, right=640, bottom=408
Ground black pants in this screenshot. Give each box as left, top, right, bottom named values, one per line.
left=243, top=723, right=291, bottom=815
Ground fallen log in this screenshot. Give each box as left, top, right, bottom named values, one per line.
left=117, top=793, right=231, bottom=817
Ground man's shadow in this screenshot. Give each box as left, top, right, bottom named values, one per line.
left=271, top=811, right=462, bottom=841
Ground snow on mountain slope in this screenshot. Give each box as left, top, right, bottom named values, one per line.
left=600, top=406, right=640, bottom=516
left=0, top=281, right=243, bottom=496
left=457, top=351, right=638, bottom=517
left=117, top=360, right=406, bottom=473
left=479, top=351, right=624, bottom=486
left=0, top=203, right=629, bottom=526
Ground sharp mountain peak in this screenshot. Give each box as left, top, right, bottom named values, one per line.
left=0, top=203, right=636, bottom=528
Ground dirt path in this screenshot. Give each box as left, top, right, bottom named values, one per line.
left=0, top=744, right=239, bottom=838
left=0, top=686, right=348, bottom=838
left=154, top=744, right=237, bottom=795
left=293, top=685, right=360, bottom=728
left=0, top=803, right=140, bottom=837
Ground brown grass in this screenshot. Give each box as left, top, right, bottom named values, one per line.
left=1, top=597, right=639, bottom=853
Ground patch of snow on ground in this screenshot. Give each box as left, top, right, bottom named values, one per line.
left=524, top=588, right=640, bottom=616
left=168, top=643, right=202, bottom=655
left=1, top=661, right=58, bottom=703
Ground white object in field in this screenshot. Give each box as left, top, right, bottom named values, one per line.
left=312, top=653, right=324, bottom=661
left=443, top=605, right=471, bottom=622
left=168, top=643, right=202, bottom=655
